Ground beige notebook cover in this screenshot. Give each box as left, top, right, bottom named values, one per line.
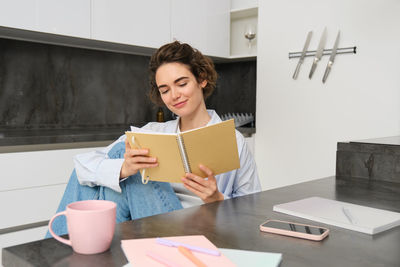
left=125, top=119, right=240, bottom=183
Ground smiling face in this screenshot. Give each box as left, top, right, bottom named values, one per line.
left=156, top=62, right=207, bottom=119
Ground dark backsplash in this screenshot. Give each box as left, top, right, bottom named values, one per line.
left=0, top=37, right=256, bottom=129
left=210, top=61, right=256, bottom=117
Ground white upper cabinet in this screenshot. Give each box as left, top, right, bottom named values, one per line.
left=171, top=0, right=230, bottom=58
left=0, top=0, right=230, bottom=57
left=91, top=0, right=171, bottom=48
left=0, top=0, right=36, bottom=31
left=34, top=0, right=91, bottom=38
left=0, top=0, right=91, bottom=38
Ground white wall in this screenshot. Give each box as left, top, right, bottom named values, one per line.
left=255, top=0, right=400, bottom=190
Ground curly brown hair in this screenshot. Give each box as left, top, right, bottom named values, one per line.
left=148, top=41, right=217, bottom=106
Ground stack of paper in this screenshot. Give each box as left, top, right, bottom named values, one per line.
left=121, top=235, right=282, bottom=267
left=219, top=248, right=282, bottom=267
left=273, top=197, right=400, bottom=235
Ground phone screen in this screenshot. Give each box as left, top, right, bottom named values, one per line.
left=262, top=221, right=327, bottom=235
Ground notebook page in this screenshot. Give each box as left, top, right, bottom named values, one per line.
left=180, top=119, right=240, bottom=177
left=126, top=131, right=185, bottom=183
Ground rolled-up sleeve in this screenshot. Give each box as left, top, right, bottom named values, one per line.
left=74, top=135, right=126, bottom=193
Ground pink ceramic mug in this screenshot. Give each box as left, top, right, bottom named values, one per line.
left=48, top=200, right=116, bottom=254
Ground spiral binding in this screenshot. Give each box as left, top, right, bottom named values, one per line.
left=177, top=134, right=191, bottom=173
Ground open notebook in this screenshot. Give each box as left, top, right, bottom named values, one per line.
left=125, top=119, right=240, bottom=183
left=273, top=197, right=400, bottom=235
left=121, top=235, right=282, bottom=267
left=121, top=235, right=235, bottom=266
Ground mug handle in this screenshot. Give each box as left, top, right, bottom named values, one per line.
left=48, top=211, right=72, bottom=247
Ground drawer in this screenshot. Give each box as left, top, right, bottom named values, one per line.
left=1, top=184, right=66, bottom=229
left=0, top=147, right=101, bottom=191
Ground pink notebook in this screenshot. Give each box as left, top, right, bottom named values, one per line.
left=121, top=235, right=235, bottom=267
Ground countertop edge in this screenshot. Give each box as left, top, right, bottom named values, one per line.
left=0, top=140, right=113, bottom=153
left=0, top=128, right=256, bottom=153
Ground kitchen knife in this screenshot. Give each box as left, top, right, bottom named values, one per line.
left=309, top=27, right=327, bottom=79
left=292, top=31, right=313, bottom=80
left=322, top=31, right=340, bottom=83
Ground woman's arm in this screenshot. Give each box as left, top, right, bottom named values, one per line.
left=74, top=135, right=126, bottom=193
left=74, top=123, right=160, bottom=193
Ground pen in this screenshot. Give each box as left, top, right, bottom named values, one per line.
left=342, top=207, right=355, bottom=224
left=146, top=251, right=182, bottom=267
left=130, top=135, right=149, bottom=184
left=178, top=246, right=207, bottom=267
left=156, top=238, right=220, bottom=256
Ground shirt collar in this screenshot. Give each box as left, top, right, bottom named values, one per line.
left=175, top=109, right=221, bottom=133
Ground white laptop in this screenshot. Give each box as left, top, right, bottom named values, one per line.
left=273, top=197, right=400, bottom=235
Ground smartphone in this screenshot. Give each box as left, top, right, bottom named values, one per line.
left=259, top=219, right=329, bottom=241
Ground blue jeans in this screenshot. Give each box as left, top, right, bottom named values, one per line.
left=46, top=142, right=183, bottom=238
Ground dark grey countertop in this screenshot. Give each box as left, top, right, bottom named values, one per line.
left=2, top=176, right=400, bottom=267
left=0, top=126, right=255, bottom=152
left=0, top=126, right=129, bottom=145
left=337, top=135, right=400, bottom=184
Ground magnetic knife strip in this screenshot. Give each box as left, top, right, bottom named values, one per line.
left=289, top=46, right=356, bottom=59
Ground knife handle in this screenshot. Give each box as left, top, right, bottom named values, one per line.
left=308, top=59, right=318, bottom=79
left=322, top=61, right=333, bottom=83
left=292, top=61, right=303, bottom=80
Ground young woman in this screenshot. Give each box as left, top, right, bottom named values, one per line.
left=49, top=41, right=260, bottom=236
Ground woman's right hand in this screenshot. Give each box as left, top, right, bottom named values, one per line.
left=119, top=139, right=158, bottom=179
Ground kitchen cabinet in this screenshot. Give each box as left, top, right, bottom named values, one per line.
left=34, top=0, right=91, bottom=38
left=0, top=146, right=102, bottom=230
left=0, top=145, right=102, bottom=262
left=171, top=0, right=230, bottom=58
left=91, top=0, right=171, bottom=49
left=0, top=0, right=231, bottom=58
left=92, top=0, right=230, bottom=57
left=230, top=5, right=258, bottom=57
left=0, top=0, right=35, bottom=31
left=231, top=0, right=258, bottom=10
left=0, top=0, right=91, bottom=38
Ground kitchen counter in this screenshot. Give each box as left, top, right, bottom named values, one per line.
left=3, top=176, right=400, bottom=267
left=0, top=126, right=129, bottom=153
left=0, top=126, right=255, bottom=153
left=336, top=136, right=400, bottom=184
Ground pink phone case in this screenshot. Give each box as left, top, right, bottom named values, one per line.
left=259, top=219, right=329, bottom=241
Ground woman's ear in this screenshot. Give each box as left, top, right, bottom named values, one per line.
left=200, top=79, right=208, bottom=88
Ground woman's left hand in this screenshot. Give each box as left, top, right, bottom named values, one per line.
left=182, top=164, right=224, bottom=203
